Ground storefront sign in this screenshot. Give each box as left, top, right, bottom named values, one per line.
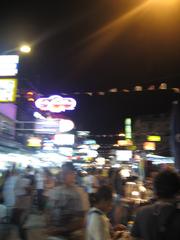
left=0, top=78, right=17, bottom=102
left=35, top=95, right=76, bottom=113
left=147, top=135, right=161, bottom=142
left=143, top=142, right=156, bottom=151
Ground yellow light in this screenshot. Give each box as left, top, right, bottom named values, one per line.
left=147, top=136, right=161, bottom=142
left=131, top=191, right=140, bottom=196
left=19, top=45, right=31, bottom=53
left=118, top=133, right=125, bottom=137
left=27, top=91, right=33, bottom=95
left=28, top=98, right=35, bottom=102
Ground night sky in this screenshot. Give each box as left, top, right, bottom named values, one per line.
left=0, top=0, right=180, bottom=133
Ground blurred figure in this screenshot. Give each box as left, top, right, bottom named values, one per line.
left=131, top=169, right=180, bottom=240
left=25, top=166, right=35, bottom=187
left=86, top=185, right=126, bottom=240
left=35, top=169, right=45, bottom=212
left=112, top=169, right=123, bottom=199
left=0, top=197, right=10, bottom=240
left=84, top=168, right=99, bottom=194
left=12, top=172, right=32, bottom=240
left=44, top=169, right=55, bottom=207
left=47, top=162, right=89, bottom=240
left=2, top=170, right=18, bottom=213
left=84, top=168, right=99, bottom=207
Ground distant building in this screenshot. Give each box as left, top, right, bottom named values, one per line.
left=133, top=113, right=170, bottom=156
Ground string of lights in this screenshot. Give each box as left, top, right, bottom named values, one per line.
left=20, top=82, right=180, bottom=102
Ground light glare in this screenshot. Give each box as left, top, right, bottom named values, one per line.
left=20, top=45, right=31, bottom=53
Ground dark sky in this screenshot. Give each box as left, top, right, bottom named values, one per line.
left=0, top=0, right=180, bottom=133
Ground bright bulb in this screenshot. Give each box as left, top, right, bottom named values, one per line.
left=20, top=45, right=31, bottom=53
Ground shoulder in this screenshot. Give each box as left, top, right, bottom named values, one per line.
left=88, top=207, right=103, bottom=215
left=87, top=208, right=104, bottom=221
left=135, top=203, right=157, bottom=220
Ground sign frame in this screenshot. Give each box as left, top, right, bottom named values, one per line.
left=0, top=78, right=18, bottom=102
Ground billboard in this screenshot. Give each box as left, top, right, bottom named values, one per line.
left=0, top=55, right=19, bottom=76
left=53, top=134, right=75, bottom=146
left=116, top=150, right=132, bottom=161
left=35, top=118, right=74, bottom=134
left=0, top=78, right=17, bottom=102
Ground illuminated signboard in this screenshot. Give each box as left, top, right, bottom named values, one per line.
left=27, top=137, right=42, bottom=147
left=125, top=118, right=132, bottom=139
left=0, top=55, right=19, bottom=76
left=83, top=139, right=96, bottom=145
left=59, top=119, right=74, bottom=132
left=147, top=135, right=161, bottom=142
left=53, top=133, right=75, bottom=146
left=116, top=150, right=132, bottom=161
left=143, top=142, right=156, bottom=151
left=35, top=118, right=74, bottom=134
left=0, top=79, right=17, bottom=102
left=117, top=139, right=133, bottom=146
left=35, top=95, right=76, bottom=113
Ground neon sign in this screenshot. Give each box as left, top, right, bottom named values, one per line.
left=35, top=95, right=76, bottom=113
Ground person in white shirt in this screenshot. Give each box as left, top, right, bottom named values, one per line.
left=86, top=185, right=125, bottom=240
left=84, top=169, right=99, bottom=194
left=2, top=170, right=18, bottom=209
left=13, top=173, right=32, bottom=240
left=35, top=170, right=45, bottom=211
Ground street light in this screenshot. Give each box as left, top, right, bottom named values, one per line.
left=1, top=44, right=31, bottom=55
left=19, top=45, right=31, bottom=54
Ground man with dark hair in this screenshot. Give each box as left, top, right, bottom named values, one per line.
left=47, top=162, right=89, bottom=240
left=131, top=169, right=180, bottom=240
left=86, top=185, right=126, bottom=240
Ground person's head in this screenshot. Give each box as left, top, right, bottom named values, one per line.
left=153, top=169, right=180, bottom=199
left=95, top=185, right=113, bottom=213
left=61, top=162, right=76, bottom=186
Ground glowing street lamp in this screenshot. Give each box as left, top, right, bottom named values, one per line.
left=19, top=45, right=31, bottom=53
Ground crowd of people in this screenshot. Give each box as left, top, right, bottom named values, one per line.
left=0, top=162, right=179, bottom=240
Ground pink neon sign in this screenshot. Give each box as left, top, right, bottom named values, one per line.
left=35, top=95, right=76, bottom=113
